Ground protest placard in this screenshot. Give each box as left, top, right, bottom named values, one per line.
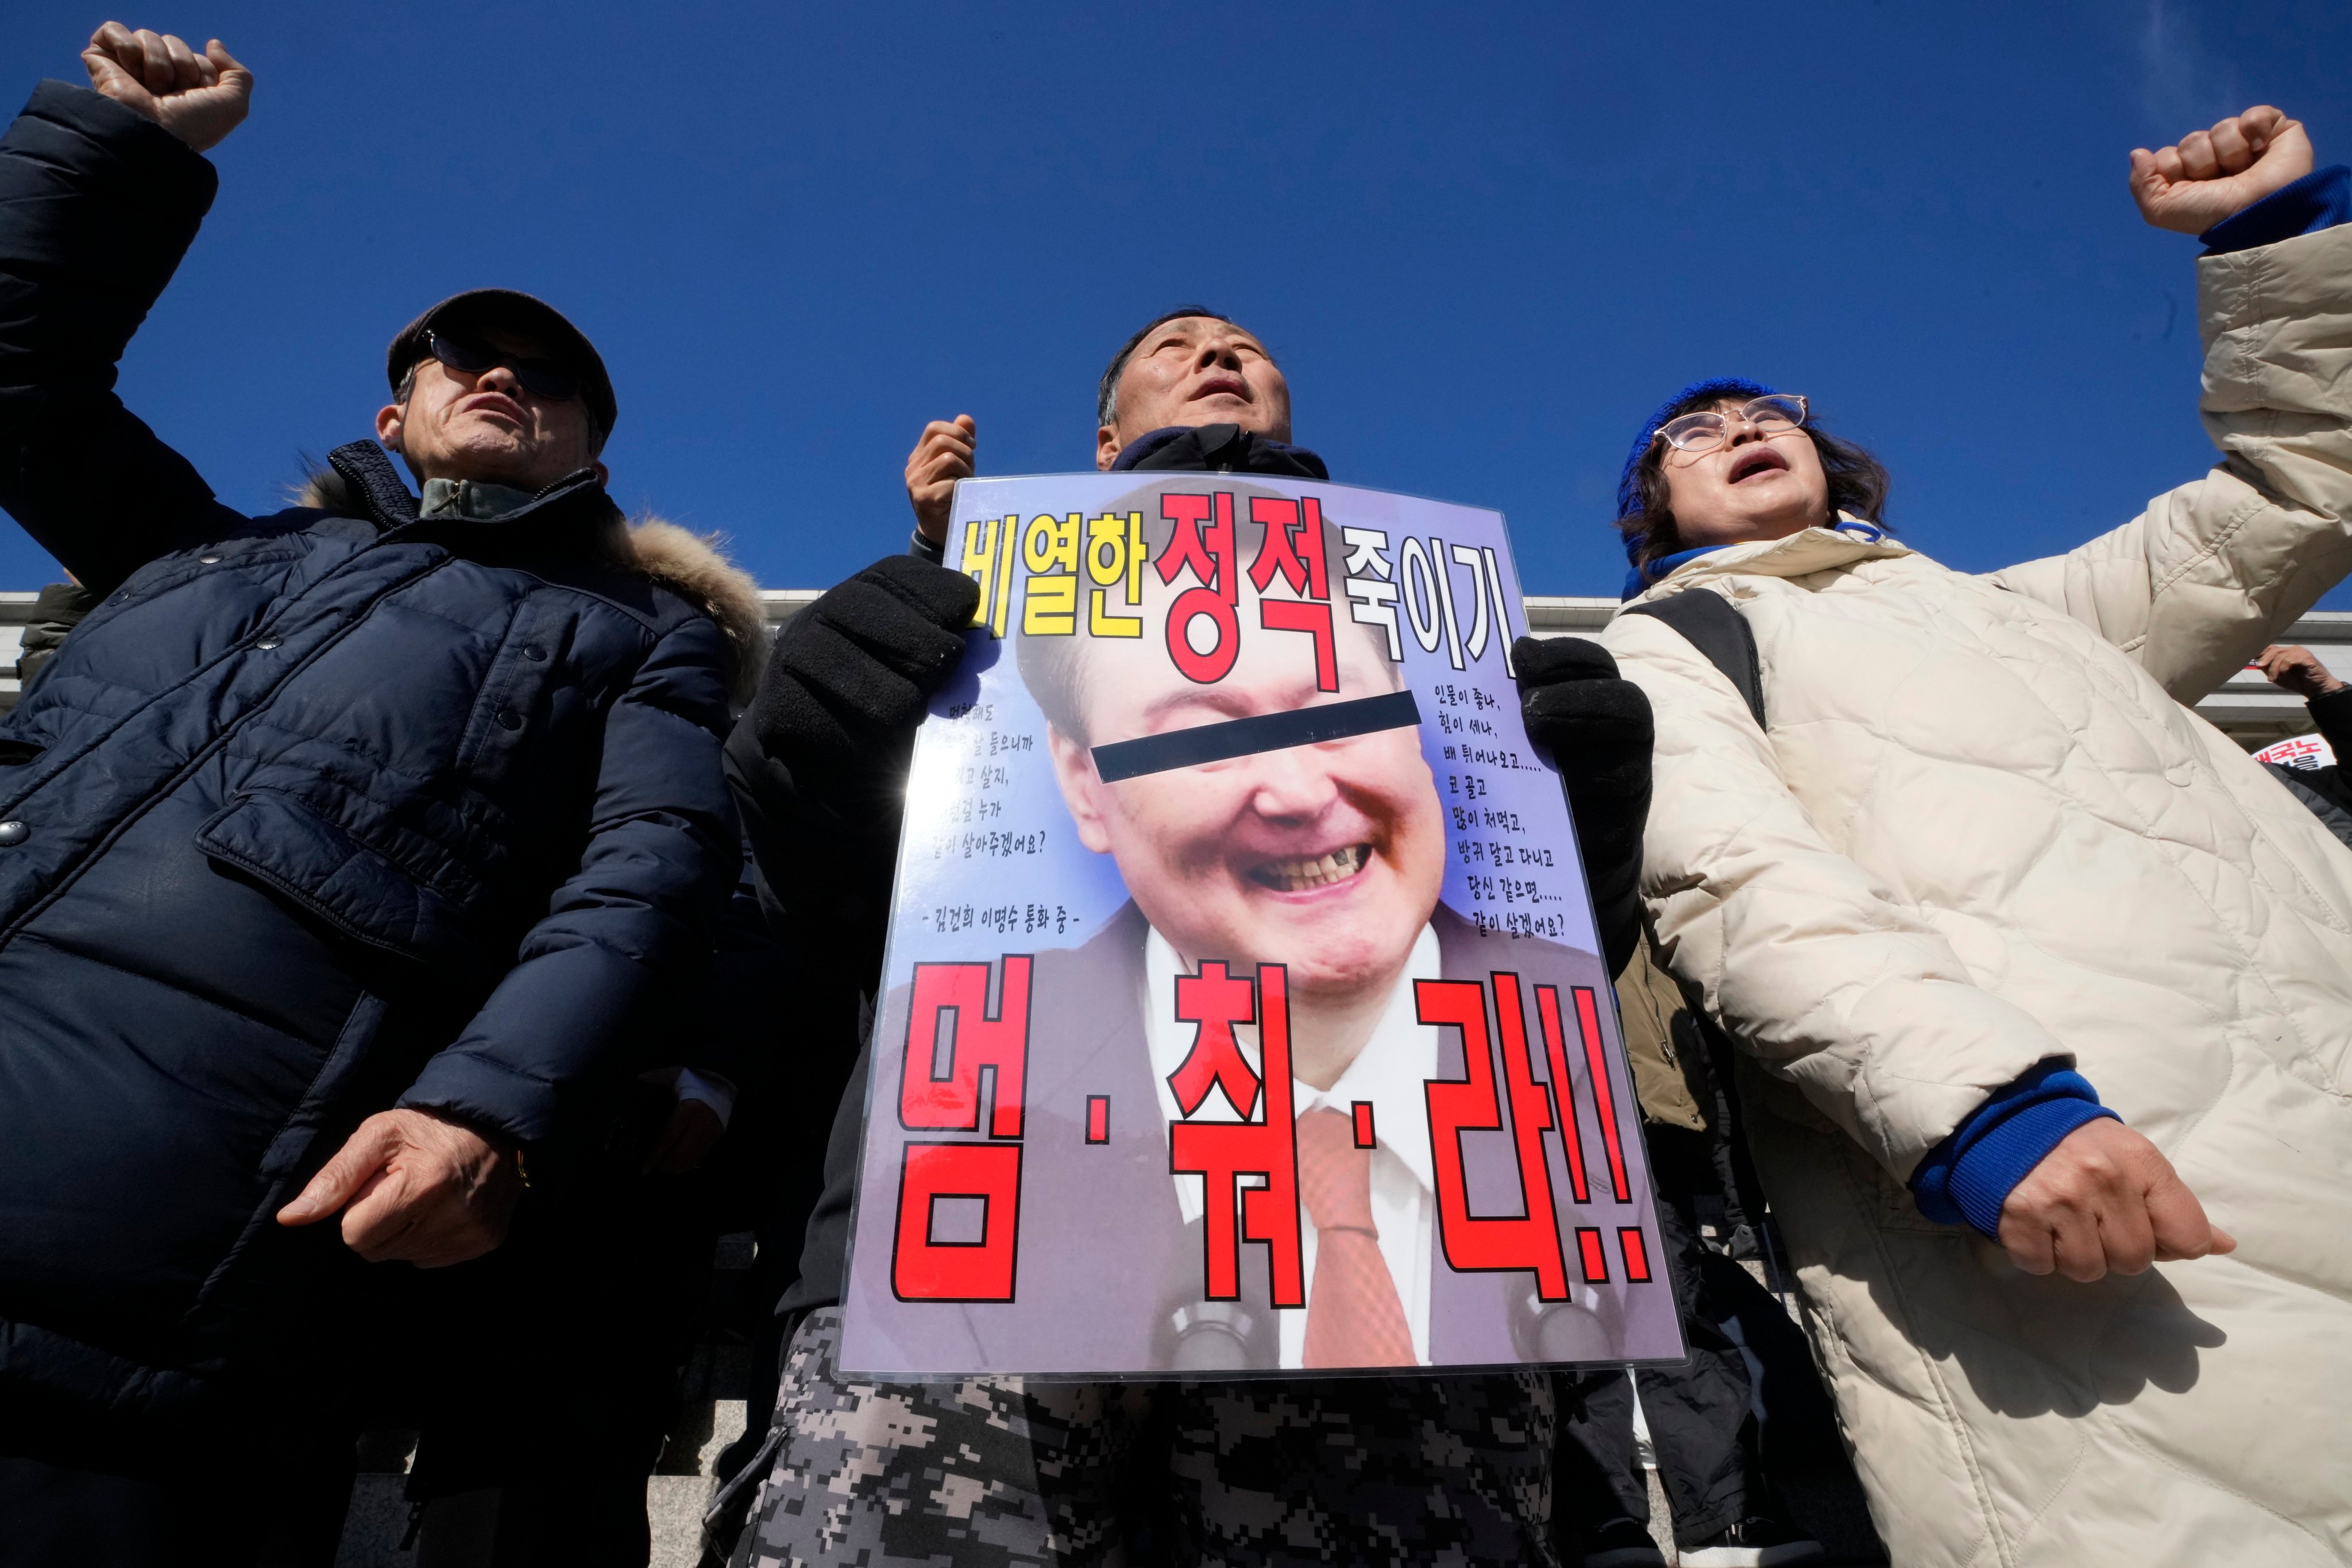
left=839, top=471, right=1683, bottom=1378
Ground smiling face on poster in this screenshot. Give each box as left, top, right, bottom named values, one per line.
left=840, top=470, right=1683, bottom=1379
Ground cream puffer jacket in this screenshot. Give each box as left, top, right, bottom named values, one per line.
left=1602, top=221, right=2352, bottom=1568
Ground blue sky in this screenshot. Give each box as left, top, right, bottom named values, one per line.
left=3, top=1, right=2347, bottom=602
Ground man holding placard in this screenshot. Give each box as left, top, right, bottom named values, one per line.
left=719, top=315, right=1663, bottom=1566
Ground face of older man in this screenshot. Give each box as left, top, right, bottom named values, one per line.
left=1096, top=317, right=1293, bottom=471
left=1048, top=571, right=1442, bottom=1007
left=376, top=328, right=607, bottom=492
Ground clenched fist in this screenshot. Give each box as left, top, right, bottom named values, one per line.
left=906, top=415, right=977, bottom=546
left=1998, top=1118, right=2234, bottom=1282
left=82, top=22, right=251, bottom=152
left=2131, top=105, right=2314, bottom=234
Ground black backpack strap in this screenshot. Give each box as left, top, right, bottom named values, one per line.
left=1620, top=592, right=1765, bottom=729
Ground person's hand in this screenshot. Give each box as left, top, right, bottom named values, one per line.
left=82, top=22, right=252, bottom=152
left=1997, top=1118, right=2235, bottom=1281
left=643, top=1097, right=725, bottom=1176
left=2256, top=644, right=2345, bottom=701
left=906, top=416, right=977, bottom=546
left=1513, top=635, right=1652, bottom=975
left=748, top=555, right=980, bottom=817
left=276, top=1109, right=522, bottom=1267
left=2131, top=105, right=2314, bottom=234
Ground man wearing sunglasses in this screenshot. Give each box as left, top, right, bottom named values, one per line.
left=383, top=315, right=615, bottom=501
left=0, top=25, right=763, bottom=1559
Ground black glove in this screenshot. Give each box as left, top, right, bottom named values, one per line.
left=747, top=554, right=980, bottom=822
left=1514, top=635, right=1652, bottom=977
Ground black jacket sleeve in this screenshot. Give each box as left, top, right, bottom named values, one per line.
left=726, top=555, right=978, bottom=1001
left=2283, top=686, right=2352, bottom=818
left=721, top=717, right=894, bottom=1287
left=399, top=615, right=743, bottom=1149
left=2308, top=687, right=2352, bottom=762
left=675, top=863, right=791, bottom=1094
left=724, top=716, right=899, bottom=1027
left=0, top=83, right=242, bottom=594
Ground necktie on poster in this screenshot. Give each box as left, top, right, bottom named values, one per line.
left=839, top=472, right=1685, bottom=1380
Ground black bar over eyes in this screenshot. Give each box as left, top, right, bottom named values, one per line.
left=1090, top=690, right=1422, bottom=783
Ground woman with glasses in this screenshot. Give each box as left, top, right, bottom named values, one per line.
left=1597, top=106, right=2352, bottom=1568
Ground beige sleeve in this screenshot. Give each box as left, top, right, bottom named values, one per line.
left=1991, top=222, right=2352, bottom=704
left=1601, top=604, right=2064, bottom=1180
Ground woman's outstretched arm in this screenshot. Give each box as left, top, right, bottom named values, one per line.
left=1994, top=107, right=2352, bottom=704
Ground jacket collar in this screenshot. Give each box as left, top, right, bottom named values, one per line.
left=325, top=439, right=621, bottom=534
left=1109, top=423, right=1331, bottom=480
left=1624, top=517, right=1910, bottom=604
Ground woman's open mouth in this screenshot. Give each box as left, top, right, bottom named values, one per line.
left=1248, top=844, right=1371, bottom=892
left=1727, top=447, right=1788, bottom=484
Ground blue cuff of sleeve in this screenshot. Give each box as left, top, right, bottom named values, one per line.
left=2201, top=165, right=2351, bottom=255
left=1910, top=1061, right=2121, bottom=1237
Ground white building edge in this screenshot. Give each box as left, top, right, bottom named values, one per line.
left=6, top=589, right=2344, bottom=750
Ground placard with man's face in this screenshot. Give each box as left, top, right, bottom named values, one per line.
left=841, top=473, right=1682, bottom=1380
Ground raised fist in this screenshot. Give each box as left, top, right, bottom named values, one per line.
left=2131, top=105, right=2314, bottom=235
left=905, top=415, right=978, bottom=546
left=82, top=22, right=251, bottom=153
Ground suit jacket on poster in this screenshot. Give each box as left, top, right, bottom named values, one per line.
left=843, top=899, right=1667, bottom=1376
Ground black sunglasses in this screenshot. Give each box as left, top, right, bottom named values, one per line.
left=424, top=330, right=584, bottom=402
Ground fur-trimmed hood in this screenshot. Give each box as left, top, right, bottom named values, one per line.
left=297, top=468, right=768, bottom=701
left=621, top=519, right=768, bottom=701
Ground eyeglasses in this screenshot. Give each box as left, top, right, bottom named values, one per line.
left=1653, top=394, right=1809, bottom=454
left=425, top=330, right=584, bottom=403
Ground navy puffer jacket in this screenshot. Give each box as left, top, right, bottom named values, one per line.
left=0, top=83, right=743, bottom=1463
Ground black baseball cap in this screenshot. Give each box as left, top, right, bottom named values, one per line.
left=386, top=288, right=617, bottom=437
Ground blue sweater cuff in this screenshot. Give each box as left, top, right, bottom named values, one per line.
left=2201, top=165, right=2351, bottom=255
left=1910, top=1061, right=2121, bottom=1237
